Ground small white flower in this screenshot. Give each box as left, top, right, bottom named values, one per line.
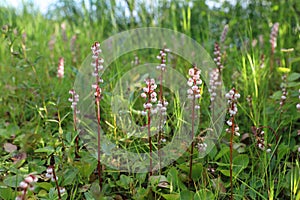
left=141, top=93, right=147, bottom=98
left=189, top=68, right=194, bottom=76
left=46, top=173, right=53, bottom=178
left=19, top=181, right=28, bottom=189
left=151, top=84, right=157, bottom=90
left=192, top=85, right=198, bottom=91
left=196, top=80, right=202, bottom=85
left=225, top=93, right=232, bottom=99
left=187, top=79, right=193, bottom=87
left=161, top=107, right=167, bottom=112
left=29, top=185, right=35, bottom=191
left=143, top=87, right=149, bottom=93
left=151, top=97, right=157, bottom=103
left=24, top=176, right=33, bottom=183
left=51, top=176, right=58, bottom=182
left=296, top=103, right=300, bottom=110
left=59, top=187, right=66, bottom=194
left=151, top=92, right=157, bottom=98
left=227, top=120, right=232, bottom=126
left=195, top=94, right=201, bottom=99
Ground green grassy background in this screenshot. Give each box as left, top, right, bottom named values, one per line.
left=0, top=0, right=299, bottom=199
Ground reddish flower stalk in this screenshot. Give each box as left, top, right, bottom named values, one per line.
left=156, top=48, right=169, bottom=171
left=187, top=65, right=202, bottom=182
left=91, top=42, right=104, bottom=189
left=225, top=88, right=240, bottom=200
left=68, top=89, right=80, bottom=158
left=141, top=78, right=158, bottom=176
left=46, top=166, right=61, bottom=199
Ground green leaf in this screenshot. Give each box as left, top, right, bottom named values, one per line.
left=191, top=163, right=203, bottom=181
left=219, top=169, right=230, bottom=177
left=232, top=154, right=249, bottom=176
left=0, top=187, right=14, bottom=199
left=3, top=175, right=23, bottom=188
left=62, top=167, right=79, bottom=186
left=34, top=146, right=55, bottom=154
left=215, top=145, right=229, bottom=160
left=167, top=167, right=186, bottom=191
left=277, top=144, right=290, bottom=163
left=194, top=189, right=214, bottom=200
left=233, top=154, right=249, bottom=169
left=36, top=182, right=53, bottom=191
left=161, top=193, right=180, bottom=200
left=287, top=73, right=300, bottom=81
left=180, top=190, right=194, bottom=200
left=116, top=175, right=133, bottom=189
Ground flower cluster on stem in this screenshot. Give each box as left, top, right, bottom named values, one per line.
left=141, top=78, right=158, bottom=114
left=187, top=67, right=202, bottom=109
left=156, top=48, right=170, bottom=114
left=214, top=42, right=224, bottom=72
left=91, top=41, right=104, bottom=189
left=57, top=57, right=64, bottom=79
left=156, top=48, right=170, bottom=71
left=187, top=65, right=203, bottom=182
left=254, top=129, right=271, bottom=152
left=279, top=74, right=287, bottom=111
left=208, top=68, right=221, bottom=103
left=68, top=89, right=80, bottom=157
left=270, top=22, right=279, bottom=54
left=16, top=175, right=38, bottom=200
left=225, top=88, right=241, bottom=136
left=46, top=161, right=64, bottom=199
left=220, top=24, right=229, bottom=44
left=68, top=89, right=80, bottom=114
left=141, top=78, right=158, bottom=176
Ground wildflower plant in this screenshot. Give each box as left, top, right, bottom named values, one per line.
left=91, top=41, right=104, bottom=189
left=45, top=155, right=65, bottom=200
left=156, top=47, right=170, bottom=171
left=68, top=89, right=80, bottom=157
left=225, top=88, right=240, bottom=200
left=187, top=65, right=203, bottom=182
left=141, top=78, right=158, bottom=176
